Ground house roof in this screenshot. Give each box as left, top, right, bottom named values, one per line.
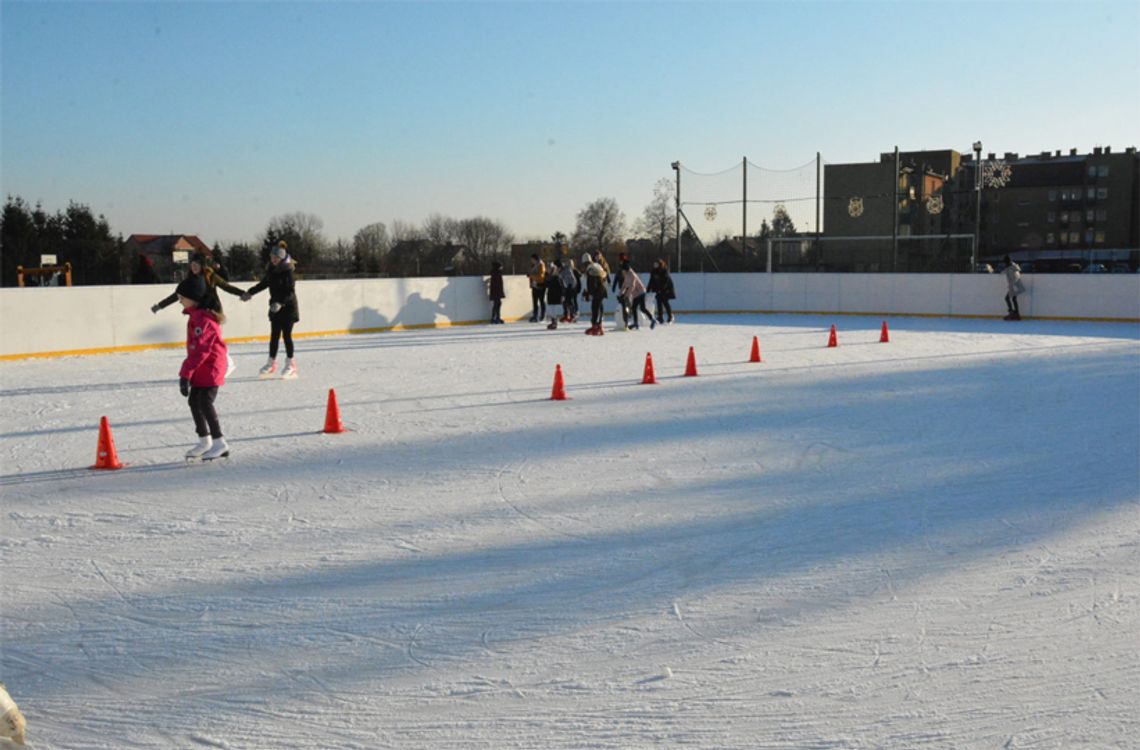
left=126, top=234, right=211, bottom=256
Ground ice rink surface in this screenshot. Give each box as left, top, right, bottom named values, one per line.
left=2, top=313, right=1138, bottom=749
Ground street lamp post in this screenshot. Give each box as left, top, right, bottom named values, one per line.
left=671, top=161, right=681, bottom=271
left=972, top=141, right=982, bottom=272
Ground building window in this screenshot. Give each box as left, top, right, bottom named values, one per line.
left=1087, top=209, right=1095, bottom=222
left=1095, top=230, right=1106, bottom=244
left=1087, top=187, right=1096, bottom=200
left=1046, top=232, right=1055, bottom=245
left=1085, top=229, right=1094, bottom=245
left=1097, top=209, right=1107, bottom=221
left=1049, top=190, right=1057, bottom=201
left=1089, top=165, right=1098, bottom=178
left=1061, top=211, right=1069, bottom=223
left=1047, top=212, right=1056, bottom=223
left=1098, top=165, right=1109, bottom=177
left=1097, top=187, right=1108, bottom=199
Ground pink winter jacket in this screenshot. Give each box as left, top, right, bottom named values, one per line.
left=179, top=307, right=228, bottom=387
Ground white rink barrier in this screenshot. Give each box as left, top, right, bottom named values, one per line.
left=2, top=272, right=1137, bottom=359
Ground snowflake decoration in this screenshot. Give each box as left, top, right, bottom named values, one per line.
left=704, top=204, right=718, bottom=221
left=847, top=197, right=864, bottom=218
left=982, top=159, right=1012, bottom=189
left=924, top=195, right=944, bottom=215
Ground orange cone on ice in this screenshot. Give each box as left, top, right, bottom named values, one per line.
left=827, top=325, right=838, bottom=348
left=90, top=416, right=123, bottom=470
left=323, top=388, right=345, bottom=433
left=550, top=364, right=568, bottom=400
left=749, top=336, right=763, bottom=363
left=684, top=346, right=698, bottom=377
left=880, top=320, right=890, bottom=343
left=641, top=352, right=658, bottom=385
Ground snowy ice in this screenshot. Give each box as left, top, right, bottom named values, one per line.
left=1, top=314, right=1138, bottom=748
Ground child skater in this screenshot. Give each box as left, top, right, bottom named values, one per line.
left=177, top=275, right=230, bottom=460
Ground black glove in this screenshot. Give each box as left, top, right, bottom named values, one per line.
left=180, top=378, right=190, bottom=397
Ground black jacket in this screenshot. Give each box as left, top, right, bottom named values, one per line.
left=247, top=261, right=300, bottom=323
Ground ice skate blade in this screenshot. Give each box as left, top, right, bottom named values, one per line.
left=186, top=453, right=230, bottom=463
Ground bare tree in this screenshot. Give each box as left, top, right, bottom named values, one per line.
left=390, top=219, right=423, bottom=243
left=324, top=238, right=354, bottom=274
left=353, top=222, right=391, bottom=274
left=262, top=211, right=326, bottom=267
left=572, top=197, right=626, bottom=259
left=422, top=213, right=457, bottom=246
left=455, top=216, right=514, bottom=271
left=634, top=178, right=676, bottom=254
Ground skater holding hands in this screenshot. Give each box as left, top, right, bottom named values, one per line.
left=177, top=276, right=230, bottom=460
left=244, top=241, right=300, bottom=378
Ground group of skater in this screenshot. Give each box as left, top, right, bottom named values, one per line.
left=488, top=252, right=676, bottom=335
left=150, top=241, right=300, bottom=460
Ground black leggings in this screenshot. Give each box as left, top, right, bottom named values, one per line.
left=630, top=294, right=652, bottom=326
left=491, top=299, right=502, bottom=322
left=1005, top=293, right=1020, bottom=314
left=655, top=294, right=673, bottom=322
left=531, top=289, right=546, bottom=320
left=188, top=387, right=223, bottom=439
left=591, top=296, right=605, bottom=326
left=270, top=319, right=295, bottom=359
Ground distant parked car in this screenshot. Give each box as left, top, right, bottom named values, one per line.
left=1082, top=263, right=1107, bottom=274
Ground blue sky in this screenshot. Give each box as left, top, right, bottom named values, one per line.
left=2, top=0, right=1137, bottom=247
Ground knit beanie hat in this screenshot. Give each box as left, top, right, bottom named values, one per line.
left=175, top=274, right=208, bottom=305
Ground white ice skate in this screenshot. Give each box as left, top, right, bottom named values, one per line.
left=281, top=358, right=298, bottom=380
left=258, top=358, right=277, bottom=379
left=0, top=682, right=26, bottom=746
left=200, top=437, right=229, bottom=461
left=185, top=435, right=213, bottom=459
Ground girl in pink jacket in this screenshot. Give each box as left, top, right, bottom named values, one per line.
left=177, top=276, right=231, bottom=460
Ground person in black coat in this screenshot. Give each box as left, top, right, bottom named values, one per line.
left=647, top=259, right=676, bottom=324
left=545, top=258, right=565, bottom=329
left=243, top=241, right=300, bottom=378
left=488, top=261, right=505, bottom=323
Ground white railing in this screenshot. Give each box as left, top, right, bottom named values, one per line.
left=2, top=272, right=1137, bottom=359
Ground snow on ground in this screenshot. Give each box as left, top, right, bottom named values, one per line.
left=1, top=313, right=1138, bottom=749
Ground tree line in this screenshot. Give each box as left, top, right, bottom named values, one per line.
left=1, top=177, right=796, bottom=286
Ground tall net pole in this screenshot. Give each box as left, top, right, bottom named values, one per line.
left=671, top=161, right=682, bottom=271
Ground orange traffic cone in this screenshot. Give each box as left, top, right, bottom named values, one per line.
left=642, top=352, right=658, bottom=385
left=880, top=320, right=890, bottom=343
left=749, top=336, right=763, bottom=363
left=323, top=388, right=345, bottom=433
left=550, top=364, right=568, bottom=400
left=91, top=416, right=123, bottom=470
left=684, top=346, right=698, bottom=377
left=827, top=325, right=838, bottom=348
